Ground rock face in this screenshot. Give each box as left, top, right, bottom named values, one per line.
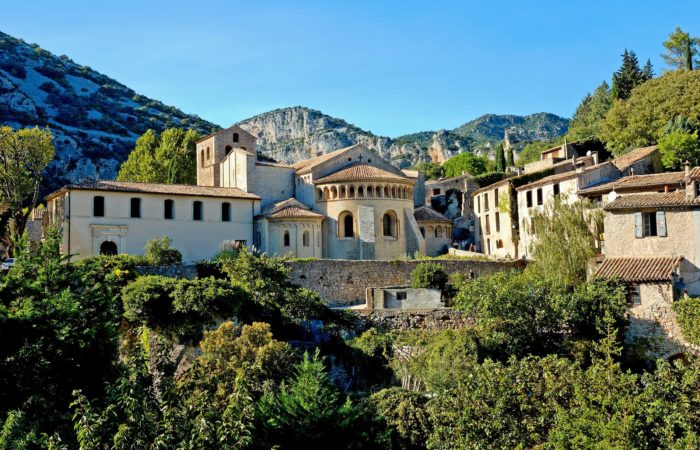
left=0, top=31, right=218, bottom=192
left=238, top=107, right=569, bottom=168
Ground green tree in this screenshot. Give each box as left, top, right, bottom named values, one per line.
left=370, top=388, right=431, bottom=450
left=567, top=81, right=613, bottom=141
left=611, top=49, right=646, bottom=100
left=494, top=143, right=506, bottom=172
left=118, top=127, right=200, bottom=185
left=601, top=70, right=700, bottom=154
left=642, top=58, right=655, bottom=80
left=410, top=262, right=448, bottom=291
left=442, top=152, right=488, bottom=178
left=658, top=129, right=700, bottom=168
left=505, top=144, right=514, bottom=167
left=412, top=161, right=444, bottom=180
left=0, top=126, right=54, bottom=247
left=662, top=27, right=700, bottom=71
left=526, top=196, right=603, bottom=287
left=144, top=236, right=182, bottom=265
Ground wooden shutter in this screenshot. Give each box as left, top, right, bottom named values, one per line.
left=634, top=212, right=643, bottom=238
left=656, top=211, right=667, bottom=237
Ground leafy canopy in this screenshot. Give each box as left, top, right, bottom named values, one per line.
left=662, top=26, right=700, bottom=71
left=442, top=151, right=488, bottom=178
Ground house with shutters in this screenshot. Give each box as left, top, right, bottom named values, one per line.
left=594, top=165, right=700, bottom=357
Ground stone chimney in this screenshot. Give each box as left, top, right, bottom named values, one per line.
left=684, top=160, right=695, bottom=198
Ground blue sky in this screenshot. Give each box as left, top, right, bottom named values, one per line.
left=2, top=1, right=698, bottom=136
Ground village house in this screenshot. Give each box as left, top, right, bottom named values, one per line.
left=594, top=165, right=700, bottom=357
left=424, top=172, right=478, bottom=246
left=46, top=124, right=454, bottom=261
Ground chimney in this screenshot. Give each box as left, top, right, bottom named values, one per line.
left=685, top=160, right=691, bottom=182
left=685, top=161, right=695, bottom=198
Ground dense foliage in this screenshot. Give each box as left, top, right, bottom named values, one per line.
left=411, top=161, right=444, bottom=180
left=442, top=152, right=488, bottom=178
left=410, top=262, right=448, bottom=292
left=117, top=127, right=201, bottom=185
left=673, top=297, right=700, bottom=346
left=143, top=236, right=182, bottom=265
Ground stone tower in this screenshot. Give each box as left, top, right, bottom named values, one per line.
left=195, top=125, right=257, bottom=186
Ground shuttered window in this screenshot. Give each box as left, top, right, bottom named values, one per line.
left=656, top=211, right=667, bottom=237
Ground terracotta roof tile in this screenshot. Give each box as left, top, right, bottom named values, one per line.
left=46, top=180, right=260, bottom=200
left=604, top=191, right=700, bottom=210
left=292, top=144, right=361, bottom=173
left=314, top=162, right=411, bottom=184
left=262, top=198, right=324, bottom=220
left=612, top=146, right=658, bottom=171
left=578, top=171, right=686, bottom=196
left=596, top=256, right=681, bottom=282
left=413, top=206, right=452, bottom=223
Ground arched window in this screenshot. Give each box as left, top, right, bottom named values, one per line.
left=384, top=186, right=390, bottom=198
left=323, top=187, right=330, bottom=200
left=164, top=199, right=174, bottom=219
left=206, top=147, right=210, bottom=160
left=392, top=186, right=397, bottom=198
left=349, top=186, right=355, bottom=198
left=339, top=211, right=354, bottom=238
left=383, top=210, right=397, bottom=238
left=435, top=227, right=443, bottom=238
left=330, top=186, right=338, bottom=199
left=317, top=189, right=323, bottom=201
left=283, top=231, right=290, bottom=247
left=376, top=186, right=382, bottom=198
left=233, top=133, right=239, bottom=143
left=340, top=186, right=346, bottom=198
left=225, top=145, right=233, bottom=156
left=200, top=150, right=204, bottom=167
left=130, top=197, right=141, bottom=218
left=303, top=231, right=310, bottom=247
left=100, top=240, right=117, bottom=256
left=358, top=186, right=364, bottom=198
left=221, top=202, right=231, bottom=222
left=367, top=186, right=374, bottom=197
left=93, top=196, right=105, bottom=217
left=193, top=201, right=203, bottom=221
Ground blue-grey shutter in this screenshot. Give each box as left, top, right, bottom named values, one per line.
left=656, top=211, right=667, bottom=237
left=634, top=212, right=643, bottom=238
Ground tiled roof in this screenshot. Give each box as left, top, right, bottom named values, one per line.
left=314, top=162, right=411, bottom=184
left=515, top=171, right=578, bottom=191
left=596, top=256, right=681, bottom=282
left=262, top=198, right=324, bottom=220
left=413, top=206, right=452, bottom=223
left=578, top=171, right=686, bottom=195
left=604, top=191, right=700, bottom=211
left=292, top=144, right=361, bottom=173
left=46, top=180, right=260, bottom=200
left=612, top=146, right=658, bottom=171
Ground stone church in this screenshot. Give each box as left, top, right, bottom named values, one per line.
left=45, top=125, right=452, bottom=262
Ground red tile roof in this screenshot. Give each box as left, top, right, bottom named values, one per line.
left=314, top=162, right=411, bottom=184
left=596, top=256, right=681, bottom=282
left=413, top=206, right=452, bottom=223
left=578, top=171, right=686, bottom=196
left=262, top=198, right=324, bottom=220
left=604, top=191, right=700, bottom=211
left=612, top=146, right=658, bottom=171
left=46, top=180, right=260, bottom=201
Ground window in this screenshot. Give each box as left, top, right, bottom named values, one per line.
left=342, top=213, right=354, bottom=238
left=130, top=198, right=141, bottom=218
left=164, top=199, right=174, bottom=219
left=477, top=195, right=481, bottom=213
left=396, top=291, right=407, bottom=301
left=193, top=201, right=203, bottom=221
left=629, top=284, right=641, bottom=305
left=636, top=211, right=666, bottom=237
left=537, top=188, right=543, bottom=205
left=233, top=132, right=239, bottom=143
left=696, top=182, right=700, bottom=197
left=383, top=210, right=398, bottom=238
left=200, top=150, right=204, bottom=167
left=495, top=212, right=500, bottom=232
left=225, top=145, right=232, bottom=156
left=420, top=227, right=425, bottom=238
left=100, top=240, right=117, bottom=256
left=494, top=188, right=499, bottom=207
left=526, top=191, right=533, bottom=208
left=485, top=215, right=491, bottom=235
left=553, top=183, right=560, bottom=197
left=221, top=202, right=231, bottom=222
left=283, top=231, right=290, bottom=247
left=433, top=188, right=441, bottom=195
left=93, top=196, right=105, bottom=217
left=303, top=231, right=310, bottom=247
left=206, top=147, right=210, bottom=160
left=484, top=193, right=489, bottom=211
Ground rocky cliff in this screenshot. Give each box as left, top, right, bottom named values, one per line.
left=238, top=107, right=568, bottom=168
left=0, top=31, right=218, bottom=191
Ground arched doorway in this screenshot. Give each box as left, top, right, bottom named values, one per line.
left=100, top=240, right=118, bottom=256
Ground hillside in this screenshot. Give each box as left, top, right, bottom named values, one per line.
left=238, top=107, right=569, bottom=168
left=0, top=31, right=219, bottom=191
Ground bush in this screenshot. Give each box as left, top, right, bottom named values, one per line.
left=410, top=262, right=448, bottom=291
left=144, top=236, right=181, bottom=265
left=673, top=297, right=700, bottom=346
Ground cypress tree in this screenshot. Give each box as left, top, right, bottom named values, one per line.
left=505, top=144, right=514, bottom=167
left=494, top=143, right=506, bottom=172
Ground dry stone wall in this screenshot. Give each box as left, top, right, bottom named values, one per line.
left=285, top=259, right=525, bottom=306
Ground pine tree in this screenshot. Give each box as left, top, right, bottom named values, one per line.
left=661, top=27, right=700, bottom=71
left=611, top=49, right=645, bottom=100
left=641, top=59, right=654, bottom=81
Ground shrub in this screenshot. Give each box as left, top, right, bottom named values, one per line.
left=410, top=262, right=448, bottom=291
left=673, top=297, right=700, bottom=346
left=144, top=236, right=182, bottom=265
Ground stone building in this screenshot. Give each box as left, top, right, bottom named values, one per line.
left=424, top=172, right=478, bottom=245
left=45, top=180, right=260, bottom=262
left=595, top=166, right=700, bottom=357
left=471, top=178, right=518, bottom=258
left=413, top=206, right=453, bottom=256
left=47, top=124, right=450, bottom=261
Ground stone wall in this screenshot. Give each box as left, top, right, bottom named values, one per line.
left=286, top=258, right=525, bottom=306
left=358, top=308, right=473, bottom=331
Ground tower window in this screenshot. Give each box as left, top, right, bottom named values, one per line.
left=225, top=145, right=232, bottom=156
left=130, top=198, right=141, bottom=218
left=93, top=196, right=105, bottom=217
left=233, top=133, right=239, bottom=143
left=283, top=231, right=290, bottom=247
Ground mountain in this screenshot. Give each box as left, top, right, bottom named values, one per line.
left=238, top=107, right=569, bottom=168
left=0, top=31, right=218, bottom=191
